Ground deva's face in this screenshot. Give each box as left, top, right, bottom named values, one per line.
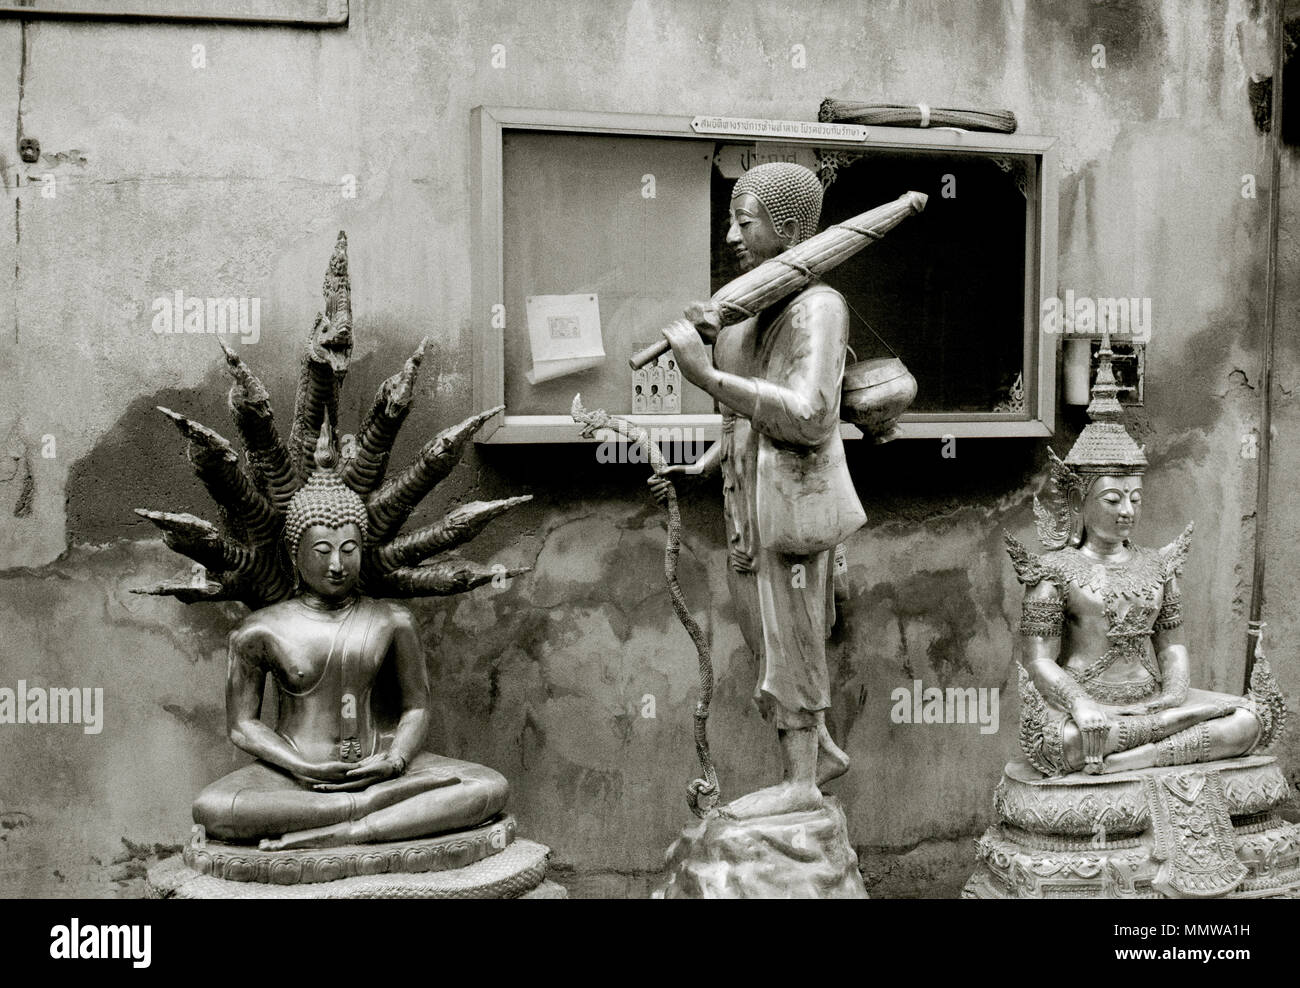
left=296, top=522, right=362, bottom=598
left=1082, top=475, right=1142, bottom=544
left=726, top=192, right=787, bottom=271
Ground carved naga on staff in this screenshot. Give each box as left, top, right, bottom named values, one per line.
left=571, top=394, right=721, bottom=818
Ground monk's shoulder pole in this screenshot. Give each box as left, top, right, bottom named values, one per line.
left=571, top=395, right=720, bottom=817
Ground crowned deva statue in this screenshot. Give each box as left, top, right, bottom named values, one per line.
left=965, top=333, right=1297, bottom=899
left=139, top=234, right=555, bottom=897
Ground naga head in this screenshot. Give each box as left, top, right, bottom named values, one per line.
left=134, top=231, right=532, bottom=608
left=311, top=231, right=353, bottom=373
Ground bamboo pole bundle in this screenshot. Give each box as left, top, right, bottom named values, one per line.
left=629, top=190, right=927, bottom=369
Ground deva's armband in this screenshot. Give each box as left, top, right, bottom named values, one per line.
left=1154, top=582, right=1182, bottom=632
left=1020, top=596, right=1063, bottom=638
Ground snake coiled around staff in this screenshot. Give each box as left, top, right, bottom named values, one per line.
left=571, top=395, right=721, bottom=817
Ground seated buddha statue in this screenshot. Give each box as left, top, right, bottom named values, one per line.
left=188, top=428, right=509, bottom=851
left=1006, top=335, right=1284, bottom=776
left=136, top=232, right=530, bottom=856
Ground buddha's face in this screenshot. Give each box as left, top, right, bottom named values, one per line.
left=296, top=522, right=362, bottom=598
left=726, top=192, right=798, bottom=271
left=1082, top=475, right=1142, bottom=545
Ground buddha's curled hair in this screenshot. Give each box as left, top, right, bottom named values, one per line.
left=133, top=231, right=532, bottom=609
left=282, top=423, right=370, bottom=555
left=732, top=162, right=823, bottom=245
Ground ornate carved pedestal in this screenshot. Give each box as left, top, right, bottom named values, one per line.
left=656, top=797, right=868, bottom=899
left=964, top=756, right=1300, bottom=899
left=145, top=815, right=566, bottom=899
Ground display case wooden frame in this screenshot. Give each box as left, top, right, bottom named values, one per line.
left=0, top=0, right=347, bottom=24
left=471, top=105, right=1059, bottom=443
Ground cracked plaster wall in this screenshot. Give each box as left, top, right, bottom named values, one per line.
left=0, top=0, right=1294, bottom=897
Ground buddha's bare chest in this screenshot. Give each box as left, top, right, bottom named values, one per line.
left=258, top=612, right=392, bottom=696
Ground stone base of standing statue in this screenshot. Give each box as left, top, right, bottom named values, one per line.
left=964, top=755, right=1300, bottom=899
left=655, top=796, right=868, bottom=898
left=144, top=815, right=566, bottom=899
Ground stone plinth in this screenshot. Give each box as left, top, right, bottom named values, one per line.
left=183, top=816, right=516, bottom=884
left=146, top=814, right=565, bottom=899
left=147, top=838, right=561, bottom=899
left=657, top=796, right=867, bottom=899
left=964, top=755, right=1300, bottom=899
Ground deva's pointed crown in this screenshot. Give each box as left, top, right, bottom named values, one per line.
left=1062, top=329, right=1147, bottom=478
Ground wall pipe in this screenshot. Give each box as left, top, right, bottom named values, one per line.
left=1245, top=0, right=1286, bottom=688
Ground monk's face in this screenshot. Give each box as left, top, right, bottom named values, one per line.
left=1082, top=475, right=1142, bottom=545
left=296, top=522, right=362, bottom=598
left=726, top=192, right=795, bottom=271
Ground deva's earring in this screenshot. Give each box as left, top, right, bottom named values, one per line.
left=1067, top=488, right=1085, bottom=547
left=1069, top=512, right=1085, bottom=547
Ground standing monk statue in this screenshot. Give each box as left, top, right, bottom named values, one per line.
left=654, top=163, right=866, bottom=820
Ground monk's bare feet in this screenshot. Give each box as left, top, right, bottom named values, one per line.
left=816, top=725, right=850, bottom=787
left=258, top=822, right=354, bottom=851
left=724, top=781, right=822, bottom=819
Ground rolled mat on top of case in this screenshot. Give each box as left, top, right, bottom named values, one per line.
left=819, top=97, right=1017, bottom=133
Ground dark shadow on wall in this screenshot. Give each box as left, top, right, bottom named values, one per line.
left=68, top=341, right=1057, bottom=554
left=65, top=366, right=232, bottom=544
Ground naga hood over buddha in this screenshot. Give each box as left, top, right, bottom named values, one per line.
left=135, top=232, right=528, bottom=850
left=1007, top=333, right=1285, bottom=777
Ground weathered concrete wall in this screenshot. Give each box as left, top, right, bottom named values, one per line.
left=0, top=0, right=1291, bottom=897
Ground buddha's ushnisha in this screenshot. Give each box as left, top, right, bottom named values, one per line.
left=1007, top=332, right=1284, bottom=776
left=136, top=232, right=529, bottom=849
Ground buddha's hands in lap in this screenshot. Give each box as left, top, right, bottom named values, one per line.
left=290, top=760, right=359, bottom=787
left=308, top=754, right=405, bottom=792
